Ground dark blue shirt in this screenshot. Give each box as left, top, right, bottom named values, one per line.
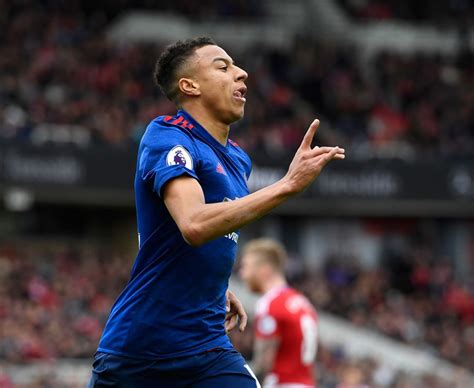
left=98, top=110, right=251, bottom=359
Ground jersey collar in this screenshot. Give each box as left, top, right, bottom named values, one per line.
left=178, top=109, right=230, bottom=153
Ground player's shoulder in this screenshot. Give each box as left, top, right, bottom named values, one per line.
left=260, top=287, right=317, bottom=318
left=255, top=286, right=287, bottom=317
left=137, top=113, right=201, bottom=177
left=282, top=287, right=318, bottom=318
left=141, top=113, right=196, bottom=148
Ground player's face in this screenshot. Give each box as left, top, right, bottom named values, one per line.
left=240, top=253, right=264, bottom=293
left=192, top=45, right=248, bottom=124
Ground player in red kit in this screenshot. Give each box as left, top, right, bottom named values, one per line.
left=240, top=239, right=318, bottom=388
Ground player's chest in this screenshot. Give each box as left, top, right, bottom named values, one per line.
left=196, top=152, right=249, bottom=204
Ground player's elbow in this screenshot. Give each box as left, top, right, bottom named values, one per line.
left=181, top=223, right=206, bottom=247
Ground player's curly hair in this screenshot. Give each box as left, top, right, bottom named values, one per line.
left=154, top=37, right=216, bottom=104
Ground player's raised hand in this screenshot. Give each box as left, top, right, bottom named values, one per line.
left=225, top=290, right=248, bottom=333
left=284, top=119, right=345, bottom=194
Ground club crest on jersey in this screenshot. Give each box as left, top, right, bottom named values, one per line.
left=166, top=146, right=193, bottom=170
left=216, top=162, right=227, bottom=175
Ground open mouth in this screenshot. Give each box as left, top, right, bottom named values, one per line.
left=233, top=86, right=247, bottom=103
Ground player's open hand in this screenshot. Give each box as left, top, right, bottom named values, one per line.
left=284, top=119, right=345, bottom=194
left=225, top=290, right=247, bottom=333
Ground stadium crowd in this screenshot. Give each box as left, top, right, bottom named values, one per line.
left=230, top=331, right=471, bottom=388
left=0, top=243, right=126, bottom=361
left=338, top=0, right=474, bottom=24
left=296, top=257, right=474, bottom=371
left=0, top=240, right=472, bottom=387
left=1, top=1, right=473, bottom=160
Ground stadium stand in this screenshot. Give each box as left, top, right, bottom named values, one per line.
left=0, top=243, right=127, bottom=361
left=297, top=258, right=474, bottom=370
left=337, top=0, right=474, bottom=24
left=1, top=1, right=473, bottom=159
left=1, top=230, right=469, bottom=365
left=1, top=238, right=472, bottom=386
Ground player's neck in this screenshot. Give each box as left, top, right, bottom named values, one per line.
left=181, top=103, right=230, bottom=146
left=261, top=275, right=287, bottom=295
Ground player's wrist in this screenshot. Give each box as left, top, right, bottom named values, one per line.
left=278, top=175, right=299, bottom=197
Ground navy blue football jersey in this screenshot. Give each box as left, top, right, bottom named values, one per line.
left=98, top=109, right=251, bottom=359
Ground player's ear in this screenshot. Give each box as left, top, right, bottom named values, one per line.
left=178, top=77, right=201, bottom=97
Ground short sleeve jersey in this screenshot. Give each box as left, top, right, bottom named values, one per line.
left=254, top=286, right=318, bottom=386
left=98, top=109, right=252, bottom=359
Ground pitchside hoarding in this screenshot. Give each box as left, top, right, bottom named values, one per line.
left=1, top=142, right=473, bottom=215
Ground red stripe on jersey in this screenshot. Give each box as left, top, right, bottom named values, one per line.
left=171, top=116, right=184, bottom=125
left=181, top=120, right=194, bottom=130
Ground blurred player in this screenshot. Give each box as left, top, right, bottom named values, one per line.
left=240, top=239, right=319, bottom=387
left=89, top=37, right=344, bottom=387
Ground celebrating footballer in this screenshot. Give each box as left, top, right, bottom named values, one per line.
left=88, top=37, right=344, bottom=387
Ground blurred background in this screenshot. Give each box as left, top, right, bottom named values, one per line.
left=1, top=0, right=474, bottom=387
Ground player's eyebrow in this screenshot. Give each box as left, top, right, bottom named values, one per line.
left=212, top=57, right=234, bottom=66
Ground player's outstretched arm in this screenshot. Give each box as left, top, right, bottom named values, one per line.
left=163, top=119, right=344, bottom=246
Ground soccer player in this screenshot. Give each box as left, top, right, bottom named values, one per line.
left=89, top=37, right=344, bottom=387
left=240, top=239, right=319, bottom=387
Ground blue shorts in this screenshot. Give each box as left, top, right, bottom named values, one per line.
left=87, top=348, right=260, bottom=387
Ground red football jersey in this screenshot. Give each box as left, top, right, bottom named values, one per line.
left=254, top=286, right=318, bottom=387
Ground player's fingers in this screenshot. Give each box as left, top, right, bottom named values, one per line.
left=226, top=296, right=230, bottom=313
left=225, top=314, right=238, bottom=333
left=317, top=147, right=340, bottom=167
left=239, top=310, right=248, bottom=332
left=300, top=119, right=320, bottom=150
left=231, top=294, right=246, bottom=319
left=224, top=316, right=230, bottom=332
left=311, top=146, right=344, bottom=156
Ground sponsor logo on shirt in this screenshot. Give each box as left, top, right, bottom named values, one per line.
left=224, top=232, right=239, bottom=243
left=166, top=146, right=193, bottom=170
left=222, top=196, right=239, bottom=243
